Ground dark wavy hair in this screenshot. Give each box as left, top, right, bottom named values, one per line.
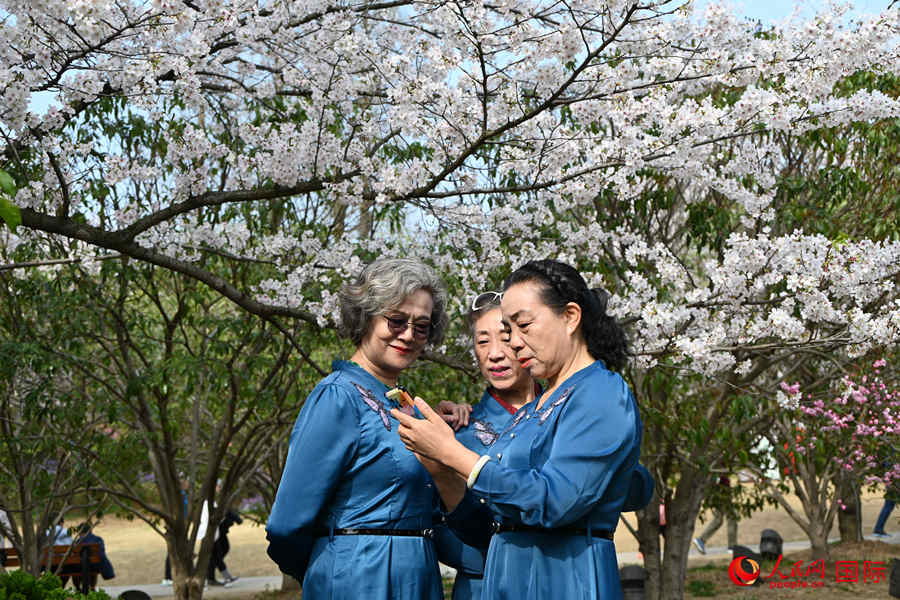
left=502, top=259, right=629, bottom=371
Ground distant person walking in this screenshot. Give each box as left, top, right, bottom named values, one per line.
left=208, top=508, right=242, bottom=586
left=873, top=460, right=898, bottom=538
left=693, top=475, right=738, bottom=554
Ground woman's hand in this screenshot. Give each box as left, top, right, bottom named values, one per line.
left=393, top=398, right=480, bottom=512
left=437, top=400, right=473, bottom=431
left=392, top=398, right=480, bottom=478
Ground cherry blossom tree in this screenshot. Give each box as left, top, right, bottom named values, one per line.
left=3, top=2, right=900, bottom=599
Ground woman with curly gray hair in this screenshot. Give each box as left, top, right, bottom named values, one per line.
left=266, top=257, right=453, bottom=600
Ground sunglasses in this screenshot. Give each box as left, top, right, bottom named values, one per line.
left=471, top=291, right=503, bottom=312
left=383, top=314, right=432, bottom=340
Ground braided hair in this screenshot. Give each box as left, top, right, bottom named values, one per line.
left=502, top=259, right=629, bottom=371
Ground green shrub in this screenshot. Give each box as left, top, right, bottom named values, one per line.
left=0, top=571, right=110, bottom=600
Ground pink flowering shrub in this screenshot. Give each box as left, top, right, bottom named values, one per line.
left=784, top=358, right=899, bottom=487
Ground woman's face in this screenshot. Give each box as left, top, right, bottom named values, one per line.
left=500, top=281, right=575, bottom=381
left=357, top=288, right=434, bottom=379
left=472, top=307, right=531, bottom=392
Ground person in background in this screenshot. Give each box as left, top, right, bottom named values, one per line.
left=693, top=475, right=738, bottom=554
left=199, top=493, right=221, bottom=587
left=396, top=259, right=651, bottom=600
left=60, top=523, right=115, bottom=590
left=0, top=509, right=10, bottom=549
left=209, top=507, right=243, bottom=585
left=48, top=517, right=72, bottom=546
left=873, top=457, right=898, bottom=538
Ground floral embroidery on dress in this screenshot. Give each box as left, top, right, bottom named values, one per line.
left=499, top=409, right=528, bottom=437
left=472, top=419, right=500, bottom=446
left=352, top=382, right=390, bottom=431
left=538, top=386, right=575, bottom=424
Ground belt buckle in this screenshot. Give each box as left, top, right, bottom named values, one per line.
left=422, top=528, right=434, bottom=539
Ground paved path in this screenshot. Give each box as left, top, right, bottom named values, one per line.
left=102, top=576, right=284, bottom=599
left=99, top=532, right=899, bottom=598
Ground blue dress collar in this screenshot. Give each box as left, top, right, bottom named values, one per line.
left=331, top=360, right=391, bottom=391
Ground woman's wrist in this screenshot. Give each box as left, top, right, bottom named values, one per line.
left=466, top=455, right=491, bottom=489
left=445, top=446, right=481, bottom=480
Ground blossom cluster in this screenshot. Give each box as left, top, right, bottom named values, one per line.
left=790, top=359, right=900, bottom=486
left=1, top=0, right=899, bottom=374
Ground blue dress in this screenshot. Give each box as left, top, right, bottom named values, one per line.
left=447, top=361, right=645, bottom=600
left=266, top=360, right=443, bottom=600
left=444, top=389, right=518, bottom=600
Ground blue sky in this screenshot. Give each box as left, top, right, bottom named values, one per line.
left=692, top=0, right=894, bottom=23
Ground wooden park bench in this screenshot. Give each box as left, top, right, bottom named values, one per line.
left=0, top=542, right=103, bottom=594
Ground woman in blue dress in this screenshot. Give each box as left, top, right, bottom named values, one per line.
left=440, top=291, right=540, bottom=600
left=395, top=259, right=646, bottom=600
left=266, top=257, right=451, bottom=600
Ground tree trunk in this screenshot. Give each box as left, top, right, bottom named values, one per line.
left=637, top=468, right=710, bottom=600
left=168, top=531, right=212, bottom=600
left=808, top=519, right=831, bottom=561
left=658, top=469, right=709, bottom=600
left=837, top=474, right=861, bottom=543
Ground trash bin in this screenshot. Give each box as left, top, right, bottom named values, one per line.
left=759, top=529, right=783, bottom=561
left=619, top=564, right=646, bottom=600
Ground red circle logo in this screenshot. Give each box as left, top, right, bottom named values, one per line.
left=728, top=556, right=760, bottom=586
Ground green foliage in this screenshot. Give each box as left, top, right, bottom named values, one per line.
left=0, top=169, right=15, bottom=196
left=0, top=572, right=109, bottom=600
left=0, top=269, right=128, bottom=573
left=0, top=168, right=20, bottom=232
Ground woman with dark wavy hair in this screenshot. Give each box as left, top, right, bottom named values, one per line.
left=266, top=257, right=452, bottom=600
left=395, top=259, right=648, bottom=600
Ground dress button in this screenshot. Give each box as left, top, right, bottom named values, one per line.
left=479, top=498, right=486, bottom=504
left=496, top=453, right=502, bottom=459
left=510, top=433, right=515, bottom=438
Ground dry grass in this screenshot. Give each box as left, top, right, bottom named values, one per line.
left=92, top=486, right=897, bottom=599
left=93, top=517, right=278, bottom=585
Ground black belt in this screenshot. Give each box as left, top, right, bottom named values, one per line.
left=492, top=522, right=614, bottom=540
left=314, top=527, right=434, bottom=539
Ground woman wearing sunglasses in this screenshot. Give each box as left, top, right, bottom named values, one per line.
left=395, top=259, right=647, bottom=600
left=266, top=257, right=452, bottom=600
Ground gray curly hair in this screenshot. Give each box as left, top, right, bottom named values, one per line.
left=339, top=258, right=448, bottom=346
